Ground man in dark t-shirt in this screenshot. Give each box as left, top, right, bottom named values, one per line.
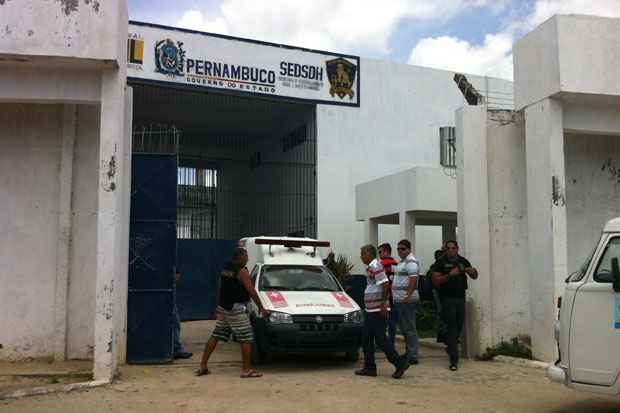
left=431, top=240, right=478, bottom=371
left=196, top=248, right=268, bottom=378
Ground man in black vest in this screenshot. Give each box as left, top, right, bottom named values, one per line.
left=431, top=240, right=478, bottom=371
left=196, top=248, right=267, bottom=378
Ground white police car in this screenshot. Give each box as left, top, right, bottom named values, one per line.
left=239, top=236, right=363, bottom=362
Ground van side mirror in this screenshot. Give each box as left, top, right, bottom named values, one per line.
left=611, top=258, right=620, bottom=293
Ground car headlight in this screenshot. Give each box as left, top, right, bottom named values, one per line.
left=268, top=311, right=293, bottom=324
left=344, top=310, right=363, bottom=324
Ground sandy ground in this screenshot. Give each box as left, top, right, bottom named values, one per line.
left=1, top=321, right=619, bottom=413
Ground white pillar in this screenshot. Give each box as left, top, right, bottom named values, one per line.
left=113, top=86, right=133, bottom=366
left=456, top=105, right=493, bottom=358
left=399, top=211, right=415, bottom=249
left=441, top=223, right=457, bottom=245
left=53, top=104, right=77, bottom=361
left=93, top=69, right=126, bottom=382
left=364, top=219, right=378, bottom=247
left=524, top=97, right=566, bottom=362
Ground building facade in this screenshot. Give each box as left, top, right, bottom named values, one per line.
left=1, top=0, right=514, bottom=380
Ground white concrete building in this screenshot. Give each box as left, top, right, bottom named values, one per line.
left=457, top=14, right=620, bottom=361
left=1, top=0, right=515, bottom=380
left=0, top=0, right=132, bottom=381
left=355, top=166, right=457, bottom=272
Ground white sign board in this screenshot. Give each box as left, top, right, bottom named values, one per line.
left=127, top=22, right=360, bottom=107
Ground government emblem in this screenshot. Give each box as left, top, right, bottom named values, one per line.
left=154, top=38, right=185, bottom=77
left=326, top=57, right=357, bottom=99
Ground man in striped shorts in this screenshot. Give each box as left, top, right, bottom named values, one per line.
left=355, top=244, right=410, bottom=379
left=196, top=248, right=268, bottom=378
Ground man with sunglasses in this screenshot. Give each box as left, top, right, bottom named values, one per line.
left=392, top=239, right=420, bottom=365
left=431, top=240, right=478, bottom=371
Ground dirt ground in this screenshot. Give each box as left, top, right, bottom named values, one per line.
left=2, top=321, right=619, bottom=413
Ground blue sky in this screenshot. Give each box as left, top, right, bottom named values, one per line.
left=128, top=0, right=620, bottom=80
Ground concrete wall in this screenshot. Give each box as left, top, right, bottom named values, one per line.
left=317, top=58, right=513, bottom=272
left=0, top=104, right=62, bottom=359
left=565, top=133, right=620, bottom=275
left=456, top=107, right=531, bottom=356
left=0, top=0, right=127, bottom=66
left=513, top=17, right=560, bottom=111
left=486, top=111, right=530, bottom=340
left=514, top=14, right=620, bottom=111
left=556, top=15, right=620, bottom=99
left=66, top=104, right=100, bottom=360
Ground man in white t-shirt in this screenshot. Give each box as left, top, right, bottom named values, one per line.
left=392, top=239, right=420, bottom=365
left=355, top=244, right=409, bottom=379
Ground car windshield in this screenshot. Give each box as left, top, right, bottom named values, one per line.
left=259, top=265, right=341, bottom=292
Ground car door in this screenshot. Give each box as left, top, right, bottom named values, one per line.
left=569, top=234, right=620, bottom=386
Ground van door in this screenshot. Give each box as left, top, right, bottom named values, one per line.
left=569, top=235, right=620, bottom=386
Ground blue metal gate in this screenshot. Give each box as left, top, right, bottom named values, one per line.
left=176, top=239, right=236, bottom=321
left=127, top=154, right=177, bottom=364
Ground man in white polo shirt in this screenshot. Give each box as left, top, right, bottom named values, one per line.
left=392, top=239, right=420, bottom=365
left=355, top=244, right=409, bottom=379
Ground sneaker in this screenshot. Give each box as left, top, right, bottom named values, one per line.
left=392, top=360, right=410, bottom=379
left=409, top=359, right=419, bottom=366
left=174, top=351, right=193, bottom=359
left=449, top=363, right=458, bottom=371
left=354, top=368, right=377, bottom=377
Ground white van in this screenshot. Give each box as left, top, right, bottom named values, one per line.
left=548, top=217, right=620, bottom=395
left=238, top=236, right=363, bottom=363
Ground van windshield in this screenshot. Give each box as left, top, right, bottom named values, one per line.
left=259, top=265, right=341, bottom=292
left=567, top=240, right=599, bottom=282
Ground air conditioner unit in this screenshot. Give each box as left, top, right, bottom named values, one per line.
left=440, top=126, right=456, bottom=168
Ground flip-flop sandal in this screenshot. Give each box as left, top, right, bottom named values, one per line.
left=240, top=370, right=263, bottom=378
left=195, top=368, right=211, bottom=376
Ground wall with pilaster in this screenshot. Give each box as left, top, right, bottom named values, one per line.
left=0, top=104, right=63, bottom=360
left=66, top=104, right=101, bottom=360
left=485, top=110, right=530, bottom=343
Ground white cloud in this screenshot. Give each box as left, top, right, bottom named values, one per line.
left=175, top=0, right=620, bottom=81
left=406, top=0, right=620, bottom=80
left=408, top=33, right=514, bottom=79
left=175, top=0, right=504, bottom=55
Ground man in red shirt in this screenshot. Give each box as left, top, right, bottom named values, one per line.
left=379, top=243, right=398, bottom=346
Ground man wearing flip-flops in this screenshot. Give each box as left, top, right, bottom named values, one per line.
left=196, top=247, right=268, bottom=379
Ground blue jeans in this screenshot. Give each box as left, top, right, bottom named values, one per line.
left=173, top=303, right=188, bottom=354
left=387, top=308, right=398, bottom=346
left=392, top=300, right=419, bottom=363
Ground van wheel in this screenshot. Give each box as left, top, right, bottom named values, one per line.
left=345, top=348, right=360, bottom=362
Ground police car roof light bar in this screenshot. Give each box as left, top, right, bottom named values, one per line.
left=255, top=238, right=331, bottom=257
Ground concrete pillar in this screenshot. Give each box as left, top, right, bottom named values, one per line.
left=364, top=218, right=378, bottom=247
left=399, top=211, right=415, bottom=248
left=441, top=223, right=457, bottom=245
left=53, top=104, right=77, bottom=361
left=114, top=86, right=133, bottom=366
left=524, top=97, right=566, bottom=362
left=456, top=105, right=493, bottom=358
left=93, top=69, right=126, bottom=381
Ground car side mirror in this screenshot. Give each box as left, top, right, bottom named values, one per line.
left=611, top=258, right=620, bottom=293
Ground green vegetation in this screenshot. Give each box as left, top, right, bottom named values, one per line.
left=479, top=336, right=533, bottom=361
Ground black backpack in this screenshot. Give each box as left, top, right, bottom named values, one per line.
left=417, top=273, right=434, bottom=301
